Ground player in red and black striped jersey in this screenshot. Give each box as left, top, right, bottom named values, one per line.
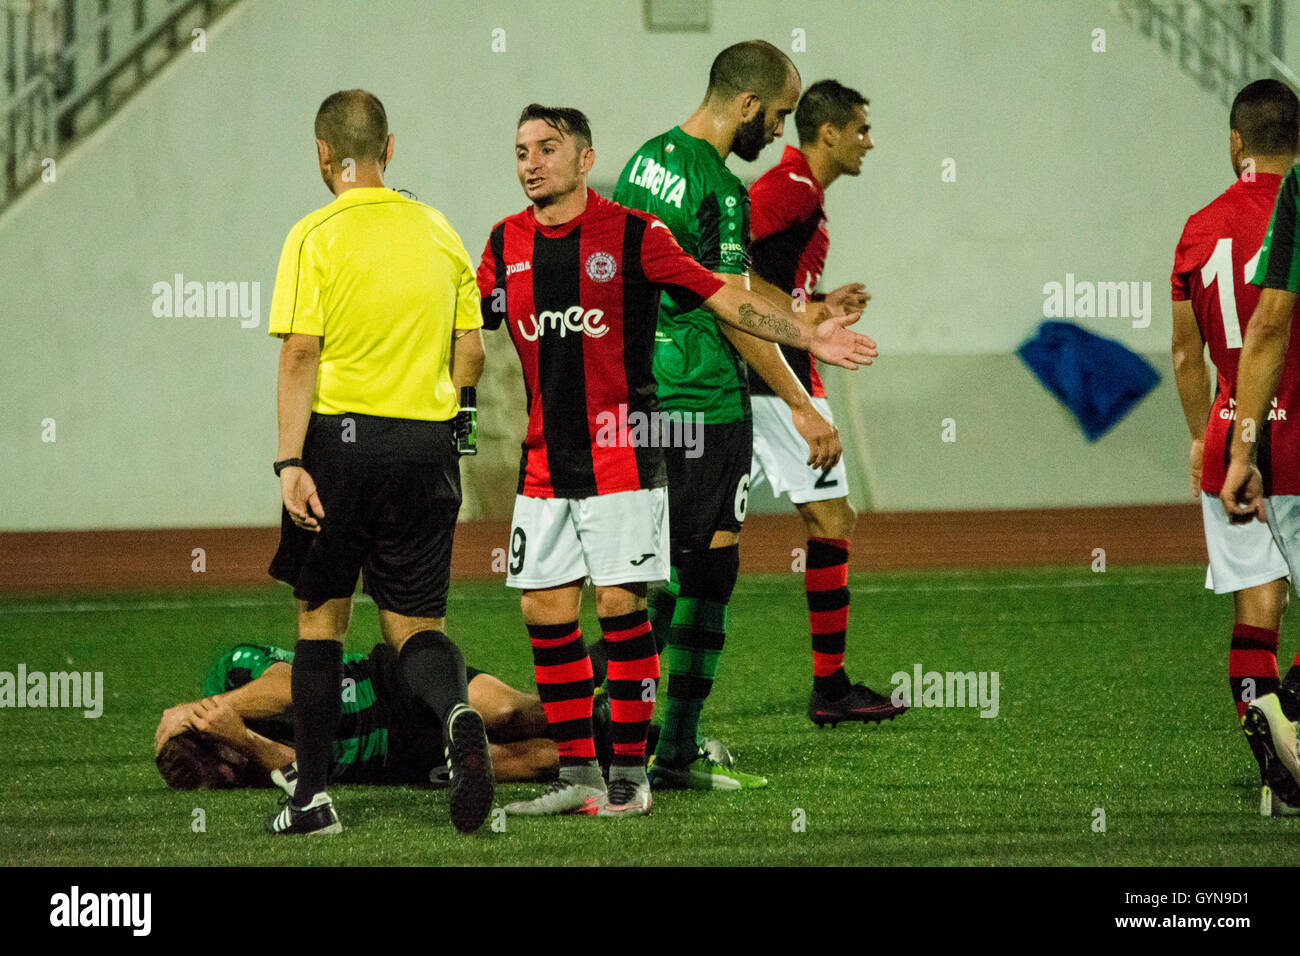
left=1173, top=78, right=1300, bottom=814
left=477, top=184, right=724, bottom=502
left=476, top=105, right=876, bottom=816
left=746, top=79, right=906, bottom=727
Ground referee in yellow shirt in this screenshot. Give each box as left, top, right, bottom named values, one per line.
left=265, top=90, right=491, bottom=835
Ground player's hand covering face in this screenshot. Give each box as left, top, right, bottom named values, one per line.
left=189, top=696, right=249, bottom=745
left=155, top=701, right=201, bottom=754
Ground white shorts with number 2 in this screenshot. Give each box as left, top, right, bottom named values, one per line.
left=749, top=394, right=850, bottom=504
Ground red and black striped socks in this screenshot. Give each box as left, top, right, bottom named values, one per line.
left=807, top=537, right=852, bottom=701
left=1229, top=623, right=1279, bottom=719
left=527, top=622, right=595, bottom=767
left=600, top=610, right=659, bottom=773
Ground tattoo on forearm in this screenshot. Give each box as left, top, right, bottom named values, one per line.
left=737, top=302, right=801, bottom=346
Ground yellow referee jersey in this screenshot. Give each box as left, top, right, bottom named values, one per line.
left=268, top=186, right=482, bottom=421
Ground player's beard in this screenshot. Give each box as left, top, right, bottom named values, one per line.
left=529, top=160, right=582, bottom=209
left=731, top=109, right=769, bottom=162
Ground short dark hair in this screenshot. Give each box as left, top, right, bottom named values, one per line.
left=156, top=730, right=269, bottom=790
left=1230, top=79, right=1300, bottom=156
left=516, top=104, right=592, bottom=149
left=315, top=89, right=389, bottom=165
left=795, top=79, right=870, bottom=145
left=705, top=40, right=799, bottom=103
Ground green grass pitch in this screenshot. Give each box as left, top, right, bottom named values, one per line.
left=3, top=565, right=1299, bottom=866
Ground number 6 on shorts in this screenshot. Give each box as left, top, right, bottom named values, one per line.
left=734, top=473, right=750, bottom=524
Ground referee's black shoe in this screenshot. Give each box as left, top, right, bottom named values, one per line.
left=444, top=703, right=495, bottom=833
left=809, top=682, right=908, bottom=728
left=266, top=791, right=342, bottom=836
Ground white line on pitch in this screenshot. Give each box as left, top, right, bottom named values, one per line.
left=0, top=573, right=1192, bottom=615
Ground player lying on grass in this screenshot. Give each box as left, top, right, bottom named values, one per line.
left=154, top=643, right=565, bottom=792
left=1172, top=78, right=1300, bottom=817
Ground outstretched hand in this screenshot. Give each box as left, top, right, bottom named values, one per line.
left=810, top=312, right=878, bottom=369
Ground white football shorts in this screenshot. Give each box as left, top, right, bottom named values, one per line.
left=1263, top=494, right=1300, bottom=595
left=750, top=394, right=850, bottom=505
left=1201, top=491, right=1289, bottom=594
left=504, top=487, right=670, bottom=590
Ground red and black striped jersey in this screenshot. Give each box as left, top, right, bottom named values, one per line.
left=476, top=189, right=725, bottom=498
left=1172, top=172, right=1300, bottom=495
left=747, top=145, right=829, bottom=400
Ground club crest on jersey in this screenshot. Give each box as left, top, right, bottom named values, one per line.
left=517, top=306, right=609, bottom=341
left=585, top=251, right=617, bottom=282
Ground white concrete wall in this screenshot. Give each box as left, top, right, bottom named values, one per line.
left=0, top=0, right=1278, bottom=528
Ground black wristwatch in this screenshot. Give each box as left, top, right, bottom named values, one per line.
left=273, top=457, right=304, bottom=476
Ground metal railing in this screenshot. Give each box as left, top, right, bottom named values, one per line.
left=0, top=0, right=239, bottom=213
left=1112, top=0, right=1299, bottom=106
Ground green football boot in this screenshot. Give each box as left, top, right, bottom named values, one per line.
left=647, top=748, right=767, bottom=791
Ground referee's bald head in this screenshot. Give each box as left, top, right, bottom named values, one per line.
left=315, top=89, right=389, bottom=166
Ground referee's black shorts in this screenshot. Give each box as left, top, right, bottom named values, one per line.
left=664, top=417, right=753, bottom=553
left=269, top=411, right=461, bottom=617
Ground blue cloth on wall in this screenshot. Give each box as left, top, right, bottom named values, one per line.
left=1016, top=321, right=1160, bottom=442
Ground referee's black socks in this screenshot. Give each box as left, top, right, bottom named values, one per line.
left=291, top=638, right=343, bottom=808
left=399, top=630, right=469, bottom=725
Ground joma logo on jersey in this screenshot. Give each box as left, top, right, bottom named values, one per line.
left=626, top=156, right=687, bottom=208
left=506, top=260, right=531, bottom=276
left=517, top=306, right=609, bottom=341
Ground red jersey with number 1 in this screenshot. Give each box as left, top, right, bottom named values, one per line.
left=1172, top=172, right=1300, bottom=495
